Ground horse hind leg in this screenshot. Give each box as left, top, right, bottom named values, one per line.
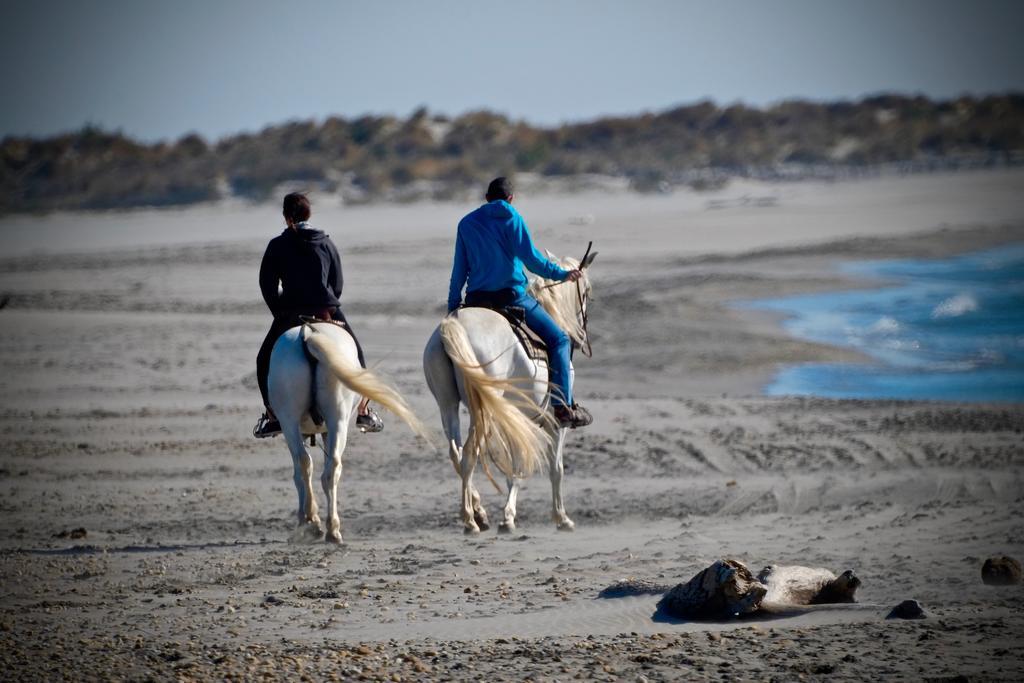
left=444, top=436, right=490, bottom=533
left=460, top=431, right=483, bottom=535
left=427, top=341, right=489, bottom=532
left=472, top=493, right=490, bottom=531
left=500, top=475, right=520, bottom=533
left=441, top=402, right=489, bottom=532
left=283, top=427, right=323, bottom=540
left=320, top=416, right=350, bottom=544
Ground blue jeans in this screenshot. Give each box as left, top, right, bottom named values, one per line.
left=515, top=293, right=573, bottom=408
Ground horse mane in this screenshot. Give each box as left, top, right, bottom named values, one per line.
left=527, top=255, right=590, bottom=347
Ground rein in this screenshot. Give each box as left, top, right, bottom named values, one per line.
left=540, top=241, right=595, bottom=358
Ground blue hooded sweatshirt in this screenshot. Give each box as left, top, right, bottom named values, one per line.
left=447, top=200, right=569, bottom=311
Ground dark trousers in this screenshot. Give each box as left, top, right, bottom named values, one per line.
left=256, top=308, right=366, bottom=408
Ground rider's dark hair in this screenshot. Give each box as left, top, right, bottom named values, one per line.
left=485, top=177, right=513, bottom=202
left=282, top=192, right=311, bottom=223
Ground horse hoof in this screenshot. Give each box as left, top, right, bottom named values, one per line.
left=325, top=531, right=343, bottom=545
left=556, top=520, right=576, bottom=532
left=463, top=525, right=480, bottom=536
left=497, top=522, right=515, bottom=534
left=474, top=512, right=490, bottom=531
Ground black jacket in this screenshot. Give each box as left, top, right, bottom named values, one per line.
left=259, top=224, right=343, bottom=316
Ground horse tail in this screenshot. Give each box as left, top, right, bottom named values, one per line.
left=438, top=317, right=550, bottom=479
left=301, top=325, right=433, bottom=445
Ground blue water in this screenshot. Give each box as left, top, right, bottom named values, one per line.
left=746, top=243, right=1024, bottom=402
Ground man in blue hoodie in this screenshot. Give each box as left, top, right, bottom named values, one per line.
left=447, top=177, right=592, bottom=428
left=253, top=192, right=382, bottom=438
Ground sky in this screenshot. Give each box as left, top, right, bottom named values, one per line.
left=2, top=0, right=1022, bottom=143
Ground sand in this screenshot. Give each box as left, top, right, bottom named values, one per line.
left=1, top=169, right=1023, bottom=681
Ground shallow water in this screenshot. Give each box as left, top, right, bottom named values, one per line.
left=747, top=243, right=1024, bottom=402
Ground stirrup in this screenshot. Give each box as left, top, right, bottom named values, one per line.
left=253, top=414, right=281, bottom=439
left=355, top=407, right=384, bottom=433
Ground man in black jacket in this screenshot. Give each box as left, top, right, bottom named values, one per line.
left=253, top=192, right=382, bottom=438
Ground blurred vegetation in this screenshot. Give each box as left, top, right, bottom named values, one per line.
left=2, top=94, right=1022, bottom=213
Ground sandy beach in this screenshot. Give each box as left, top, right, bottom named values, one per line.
left=1, top=169, right=1023, bottom=680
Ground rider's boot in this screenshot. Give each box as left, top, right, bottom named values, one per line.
left=356, top=406, right=384, bottom=433
left=553, top=403, right=593, bottom=429
left=253, top=413, right=282, bottom=438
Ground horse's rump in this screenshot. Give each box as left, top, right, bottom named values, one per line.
left=300, top=323, right=431, bottom=443
left=438, top=315, right=550, bottom=479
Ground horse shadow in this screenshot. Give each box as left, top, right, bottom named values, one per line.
left=23, top=539, right=283, bottom=556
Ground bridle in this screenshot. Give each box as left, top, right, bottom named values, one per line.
left=575, top=241, right=595, bottom=358
left=541, top=241, right=597, bottom=358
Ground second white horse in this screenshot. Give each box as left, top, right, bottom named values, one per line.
left=423, top=255, right=594, bottom=534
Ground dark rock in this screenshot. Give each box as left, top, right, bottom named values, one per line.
left=981, top=556, right=1022, bottom=586
left=298, top=589, right=340, bottom=599
left=52, top=527, right=87, bottom=540
left=886, top=599, right=927, bottom=619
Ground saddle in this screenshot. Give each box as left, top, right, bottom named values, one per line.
left=460, top=297, right=548, bottom=363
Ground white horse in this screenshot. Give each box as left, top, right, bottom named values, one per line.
left=268, top=321, right=430, bottom=543
left=423, top=254, right=594, bottom=534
